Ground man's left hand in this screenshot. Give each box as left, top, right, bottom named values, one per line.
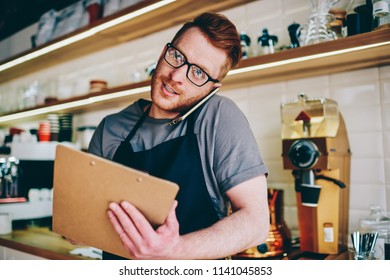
left=107, top=200, right=180, bottom=259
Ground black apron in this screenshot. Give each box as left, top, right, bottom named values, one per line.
left=104, top=104, right=219, bottom=259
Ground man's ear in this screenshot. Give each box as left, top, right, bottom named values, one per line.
left=213, top=83, right=222, bottom=89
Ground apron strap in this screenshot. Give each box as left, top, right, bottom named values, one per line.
left=125, top=97, right=210, bottom=142
left=123, top=104, right=152, bottom=143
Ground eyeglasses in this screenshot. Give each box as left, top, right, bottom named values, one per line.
left=163, top=43, right=219, bottom=87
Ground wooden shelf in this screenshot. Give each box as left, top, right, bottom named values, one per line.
left=0, top=0, right=254, bottom=84
left=223, top=27, right=390, bottom=89
left=0, top=18, right=389, bottom=127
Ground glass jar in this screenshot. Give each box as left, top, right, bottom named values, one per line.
left=359, top=205, right=390, bottom=260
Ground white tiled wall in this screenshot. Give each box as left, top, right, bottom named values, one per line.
left=0, top=0, right=389, bottom=237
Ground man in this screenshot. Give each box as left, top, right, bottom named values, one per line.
left=88, top=12, right=269, bottom=260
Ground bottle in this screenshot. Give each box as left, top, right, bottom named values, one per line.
left=288, top=22, right=301, bottom=48
left=372, top=0, right=390, bottom=29
left=257, top=29, right=278, bottom=55
left=359, top=205, right=390, bottom=260
left=240, top=32, right=251, bottom=59
left=8, top=157, right=20, bottom=197
left=373, top=0, right=389, bottom=17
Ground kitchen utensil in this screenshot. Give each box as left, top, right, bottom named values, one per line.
left=288, top=22, right=301, bottom=48
left=257, top=28, right=278, bottom=54
left=351, top=231, right=379, bottom=259
left=303, top=0, right=341, bottom=45
left=373, top=0, right=390, bottom=29
left=169, top=87, right=219, bottom=125
left=240, top=31, right=251, bottom=58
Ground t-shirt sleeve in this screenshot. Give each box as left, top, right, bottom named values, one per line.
left=88, top=118, right=106, bottom=157
left=212, top=99, right=268, bottom=193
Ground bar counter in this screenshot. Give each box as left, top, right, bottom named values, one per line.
left=0, top=227, right=348, bottom=260
left=0, top=227, right=99, bottom=260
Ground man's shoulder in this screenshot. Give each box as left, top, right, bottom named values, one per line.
left=194, top=93, right=248, bottom=133
left=200, top=94, right=244, bottom=119
left=207, top=94, right=235, bottom=107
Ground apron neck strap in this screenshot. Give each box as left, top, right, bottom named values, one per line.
left=124, top=104, right=151, bottom=142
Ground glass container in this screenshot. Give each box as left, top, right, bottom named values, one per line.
left=281, top=93, right=339, bottom=139
left=303, top=0, right=341, bottom=45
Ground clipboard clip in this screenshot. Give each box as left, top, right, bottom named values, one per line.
left=169, top=87, right=219, bottom=126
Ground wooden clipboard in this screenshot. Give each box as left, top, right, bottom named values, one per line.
left=52, top=144, right=179, bottom=259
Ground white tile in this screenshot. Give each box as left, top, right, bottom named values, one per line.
left=385, top=159, right=390, bottom=188
left=282, top=0, right=311, bottom=15
left=285, top=75, right=330, bottom=98
left=386, top=184, right=390, bottom=210
left=251, top=116, right=281, bottom=139
left=381, top=78, right=390, bottom=105
left=331, top=83, right=380, bottom=107
left=349, top=131, right=384, bottom=158
left=245, top=0, right=283, bottom=25
left=341, top=106, right=382, bottom=132
left=248, top=82, right=287, bottom=103
left=330, top=68, right=379, bottom=86
left=265, top=159, right=293, bottom=183
left=382, top=104, right=390, bottom=131
left=247, top=82, right=287, bottom=121
left=379, top=65, right=390, bottom=79
left=349, top=183, right=387, bottom=211
left=351, top=158, right=385, bottom=185
left=384, top=132, right=390, bottom=158
left=258, top=136, right=284, bottom=160
left=224, top=5, right=246, bottom=29
left=348, top=209, right=376, bottom=234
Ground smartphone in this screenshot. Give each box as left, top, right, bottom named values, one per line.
left=169, top=87, right=220, bottom=125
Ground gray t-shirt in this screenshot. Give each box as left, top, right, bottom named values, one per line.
left=88, top=95, right=268, bottom=218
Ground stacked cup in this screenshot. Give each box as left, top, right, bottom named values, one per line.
left=59, top=113, right=73, bottom=142
left=47, top=114, right=59, bottom=141
left=38, top=121, right=51, bottom=142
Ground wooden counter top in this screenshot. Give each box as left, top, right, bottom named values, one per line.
left=1, top=227, right=349, bottom=260
left=0, top=227, right=100, bottom=260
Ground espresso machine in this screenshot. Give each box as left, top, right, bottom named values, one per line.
left=281, top=93, right=351, bottom=255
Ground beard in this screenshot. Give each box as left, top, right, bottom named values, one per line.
left=150, top=63, right=210, bottom=115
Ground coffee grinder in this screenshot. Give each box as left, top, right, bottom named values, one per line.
left=281, top=93, right=351, bottom=255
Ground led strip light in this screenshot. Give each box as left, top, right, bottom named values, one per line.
left=228, top=41, right=390, bottom=76
left=0, top=0, right=176, bottom=73
left=0, top=86, right=151, bottom=123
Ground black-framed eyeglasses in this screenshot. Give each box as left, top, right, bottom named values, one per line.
left=163, top=43, right=219, bottom=87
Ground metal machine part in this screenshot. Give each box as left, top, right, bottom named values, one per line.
left=288, top=139, right=320, bottom=169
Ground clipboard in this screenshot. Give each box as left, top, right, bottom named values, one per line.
left=52, top=144, right=179, bottom=259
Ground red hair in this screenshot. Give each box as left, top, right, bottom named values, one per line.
left=171, top=12, right=242, bottom=78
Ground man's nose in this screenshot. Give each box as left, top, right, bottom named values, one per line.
left=170, top=64, right=187, bottom=83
